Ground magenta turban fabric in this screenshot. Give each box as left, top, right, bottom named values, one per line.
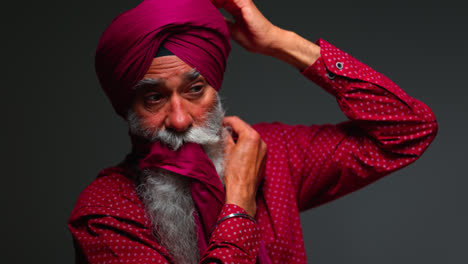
left=95, top=0, right=231, bottom=118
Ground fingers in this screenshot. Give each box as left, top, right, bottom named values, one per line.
left=223, top=115, right=266, bottom=171
left=223, top=116, right=254, bottom=140
left=223, top=127, right=235, bottom=152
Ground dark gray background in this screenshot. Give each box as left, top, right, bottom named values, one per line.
left=2, top=0, right=467, bottom=263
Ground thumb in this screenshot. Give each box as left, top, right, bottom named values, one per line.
left=223, top=16, right=236, bottom=35
left=223, top=16, right=248, bottom=46
left=223, top=127, right=235, bottom=152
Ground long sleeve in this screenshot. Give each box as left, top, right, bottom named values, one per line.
left=68, top=173, right=261, bottom=264
left=200, top=204, right=261, bottom=263
left=253, top=39, right=438, bottom=211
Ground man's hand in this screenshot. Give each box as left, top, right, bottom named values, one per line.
left=211, top=0, right=321, bottom=71
left=223, top=116, right=267, bottom=217
left=211, top=0, right=281, bottom=55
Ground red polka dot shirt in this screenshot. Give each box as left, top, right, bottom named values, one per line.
left=68, top=39, right=438, bottom=263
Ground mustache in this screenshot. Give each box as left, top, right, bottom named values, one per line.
left=127, top=96, right=225, bottom=150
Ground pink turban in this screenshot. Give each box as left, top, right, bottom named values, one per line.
left=95, top=0, right=231, bottom=118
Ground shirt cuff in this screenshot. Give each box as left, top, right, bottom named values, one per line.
left=301, top=39, right=359, bottom=96
left=210, top=204, right=261, bottom=256
left=301, top=38, right=401, bottom=97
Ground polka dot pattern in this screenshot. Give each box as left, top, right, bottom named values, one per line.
left=250, top=39, right=437, bottom=263
left=68, top=167, right=174, bottom=263
left=68, top=39, right=438, bottom=263
left=201, top=204, right=261, bottom=263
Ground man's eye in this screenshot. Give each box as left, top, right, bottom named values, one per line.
left=189, top=85, right=203, bottom=93
left=145, top=93, right=163, bottom=102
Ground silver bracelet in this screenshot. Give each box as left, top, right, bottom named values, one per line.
left=211, top=213, right=257, bottom=234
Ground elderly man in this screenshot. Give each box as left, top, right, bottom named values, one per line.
left=68, top=0, right=438, bottom=263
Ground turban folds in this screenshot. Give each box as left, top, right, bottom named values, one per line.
left=95, top=0, right=231, bottom=117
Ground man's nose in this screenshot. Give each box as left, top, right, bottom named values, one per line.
left=165, top=94, right=193, bottom=132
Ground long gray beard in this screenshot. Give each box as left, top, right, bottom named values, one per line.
left=137, top=169, right=199, bottom=264
left=129, top=96, right=227, bottom=263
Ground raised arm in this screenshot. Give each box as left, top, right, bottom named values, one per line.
left=213, top=0, right=438, bottom=210
left=210, top=0, right=321, bottom=70
left=253, top=39, right=438, bottom=209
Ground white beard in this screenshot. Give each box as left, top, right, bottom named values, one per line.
left=137, top=169, right=199, bottom=264
left=129, top=96, right=227, bottom=263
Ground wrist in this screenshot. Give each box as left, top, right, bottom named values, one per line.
left=225, top=189, right=257, bottom=217
left=225, top=201, right=257, bottom=217
left=265, top=29, right=321, bottom=71
left=262, top=27, right=291, bottom=57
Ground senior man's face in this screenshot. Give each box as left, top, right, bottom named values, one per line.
left=131, top=55, right=218, bottom=134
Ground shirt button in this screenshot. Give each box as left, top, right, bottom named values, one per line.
left=327, top=72, right=336, bottom=80
left=336, top=62, right=344, bottom=70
